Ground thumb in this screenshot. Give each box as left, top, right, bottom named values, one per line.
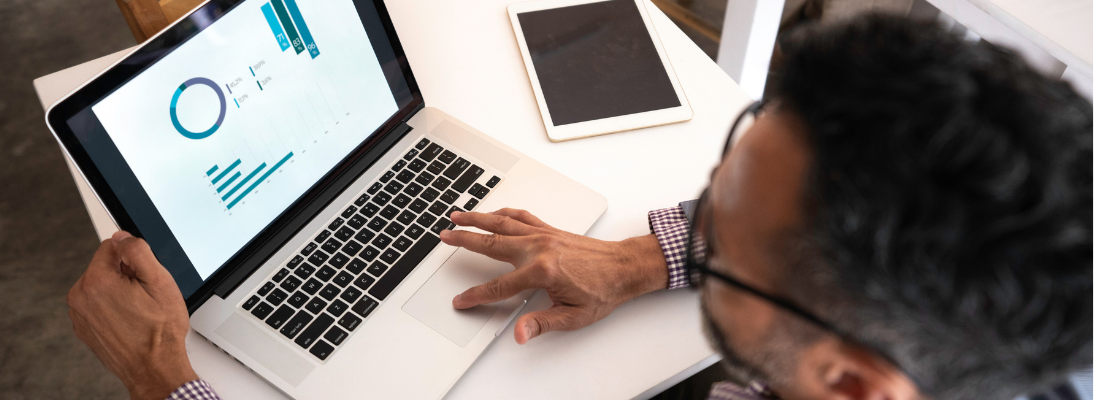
left=514, top=306, right=581, bottom=345
left=111, top=231, right=168, bottom=284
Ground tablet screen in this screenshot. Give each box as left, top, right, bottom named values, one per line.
left=516, top=0, right=681, bottom=126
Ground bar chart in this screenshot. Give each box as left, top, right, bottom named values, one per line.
left=263, top=0, right=320, bottom=59
left=207, top=152, right=294, bottom=210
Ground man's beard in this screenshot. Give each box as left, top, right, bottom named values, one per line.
left=701, top=295, right=774, bottom=386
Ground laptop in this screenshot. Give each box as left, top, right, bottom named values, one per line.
left=44, top=0, right=607, bottom=398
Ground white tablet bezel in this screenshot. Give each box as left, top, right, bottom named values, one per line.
left=507, top=0, right=693, bottom=142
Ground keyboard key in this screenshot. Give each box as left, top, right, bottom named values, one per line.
left=341, top=240, right=363, bottom=257
left=420, top=188, right=440, bottom=202
left=393, top=236, right=413, bottom=252
left=371, top=191, right=392, bottom=206
left=380, top=249, right=400, bottom=264
left=359, top=246, right=380, bottom=261
left=405, top=224, right=425, bottom=239
left=327, top=299, right=349, bottom=316
left=316, top=266, right=336, bottom=282
left=394, top=194, right=411, bottom=208
left=272, top=268, right=290, bottom=282
left=415, top=138, right=430, bottom=149
left=355, top=228, right=375, bottom=244
left=266, top=305, right=295, bottom=329
left=302, top=278, right=323, bottom=295
left=258, top=282, right=275, bottom=296
left=251, top=302, right=274, bottom=319
left=419, top=143, right=443, bottom=161
left=243, top=295, right=260, bottom=310
left=380, top=206, right=399, bottom=219
left=486, top=176, right=501, bottom=188
left=391, top=159, right=407, bottom=171
left=431, top=176, right=451, bottom=191
left=468, top=183, right=485, bottom=197
left=319, top=284, right=340, bottom=301
left=408, top=159, right=426, bottom=172
left=438, top=150, right=457, bottom=164
left=359, top=203, right=380, bottom=217
left=476, top=186, right=491, bottom=199
left=417, top=213, right=438, bottom=228
left=328, top=218, right=344, bottom=231
left=295, top=314, right=334, bottom=348
left=448, top=206, right=464, bottom=218
left=367, top=182, right=382, bottom=194
left=287, top=255, right=304, bottom=269
left=440, top=190, right=460, bottom=204
left=337, top=313, right=362, bottom=331
left=297, top=263, right=317, bottom=279
left=430, top=218, right=452, bottom=235
left=442, top=158, right=470, bottom=179
left=288, top=291, right=308, bottom=308
left=409, top=199, right=428, bottom=213
left=353, top=273, right=376, bottom=290
left=322, top=238, right=341, bottom=253
left=464, top=198, right=479, bottom=211
left=324, top=326, right=349, bottom=346
left=341, top=206, right=357, bottom=219
left=371, top=234, right=392, bottom=249
left=305, top=297, right=327, bottom=314
left=452, top=165, right=484, bottom=192
left=310, top=341, right=335, bottom=360
left=334, top=226, right=355, bottom=241
left=280, top=276, right=302, bottom=293
left=384, top=181, right=403, bottom=195
left=426, top=161, right=445, bottom=174
left=403, top=183, right=423, bottom=197
left=307, top=251, right=329, bottom=266
left=351, top=296, right=379, bottom=317
left=354, top=194, right=369, bottom=206
left=346, top=259, right=367, bottom=275
left=379, top=171, right=395, bottom=183
left=328, top=253, right=350, bottom=269
left=333, top=271, right=354, bottom=287
left=266, top=289, right=288, bottom=306
left=384, top=222, right=404, bottom=237
left=367, top=217, right=387, bottom=232
left=300, top=243, right=317, bottom=256
left=370, top=235, right=441, bottom=300
left=428, top=202, right=447, bottom=216
left=281, top=311, right=313, bottom=339
left=397, top=210, right=417, bottom=225
left=340, top=287, right=362, bottom=304
left=415, top=172, right=433, bottom=185
left=396, top=170, right=415, bottom=183
left=367, top=262, right=388, bottom=277
left=347, top=215, right=367, bottom=230
left=403, top=149, right=419, bottom=160
left=315, top=230, right=332, bottom=243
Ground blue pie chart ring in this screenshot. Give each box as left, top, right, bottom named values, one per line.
left=170, top=77, right=227, bottom=140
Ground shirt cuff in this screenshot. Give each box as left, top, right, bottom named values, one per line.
left=648, top=205, right=691, bottom=289
left=166, top=380, right=221, bottom=400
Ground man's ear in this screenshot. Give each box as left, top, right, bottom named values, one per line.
left=795, top=337, right=921, bottom=400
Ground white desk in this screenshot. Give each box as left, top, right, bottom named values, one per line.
left=34, top=1, right=751, bottom=398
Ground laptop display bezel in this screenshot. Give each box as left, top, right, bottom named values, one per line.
left=44, top=0, right=423, bottom=313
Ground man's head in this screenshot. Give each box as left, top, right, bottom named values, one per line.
left=700, top=14, right=1092, bottom=400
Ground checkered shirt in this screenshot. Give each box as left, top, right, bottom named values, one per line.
left=648, top=205, right=692, bottom=289
left=167, top=380, right=220, bottom=400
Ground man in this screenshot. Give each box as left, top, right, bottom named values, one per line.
left=67, top=15, right=1091, bottom=400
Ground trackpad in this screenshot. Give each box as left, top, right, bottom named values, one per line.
left=402, top=249, right=512, bottom=346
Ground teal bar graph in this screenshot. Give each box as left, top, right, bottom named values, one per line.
left=206, top=165, right=219, bottom=176
left=227, top=152, right=293, bottom=209
left=261, top=3, right=291, bottom=51
left=270, top=0, right=305, bottom=54
left=211, top=159, right=240, bottom=184
left=283, top=0, right=319, bottom=58
left=217, top=171, right=241, bottom=193
left=222, top=163, right=266, bottom=201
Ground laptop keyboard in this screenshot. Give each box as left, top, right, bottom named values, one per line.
left=239, top=137, right=502, bottom=361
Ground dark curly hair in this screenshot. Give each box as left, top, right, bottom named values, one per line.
left=773, top=14, right=1092, bottom=400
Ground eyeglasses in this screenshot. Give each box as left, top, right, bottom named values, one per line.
left=685, top=101, right=927, bottom=390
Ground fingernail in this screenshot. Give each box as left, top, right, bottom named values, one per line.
left=440, top=230, right=451, bottom=238
left=524, top=322, right=536, bottom=340
left=452, top=294, right=462, bottom=306
left=111, top=231, right=131, bottom=243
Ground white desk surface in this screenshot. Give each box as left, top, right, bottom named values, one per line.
left=34, top=0, right=750, bottom=398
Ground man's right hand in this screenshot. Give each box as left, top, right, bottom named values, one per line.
left=440, top=209, right=669, bottom=344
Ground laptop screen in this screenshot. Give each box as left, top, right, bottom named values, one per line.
left=63, top=0, right=412, bottom=297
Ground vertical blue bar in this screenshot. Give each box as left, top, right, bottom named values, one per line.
left=211, top=159, right=241, bottom=184
left=206, top=165, right=219, bottom=176
left=249, top=66, right=255, bottom=76
left=228, top=152, right=293, bottom=209
left=225, top=83, right=233, bottom=94
left=261, top=3, right=291, bottom=51
left=223, top=163, right=266, bottom=201
left=234, top=98, right=240, bottom=108
left=282, top=0, right=319, bottom=58
left=217, top=172, right=241, bottom=193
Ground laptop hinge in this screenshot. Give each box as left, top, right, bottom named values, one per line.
left=402, top=102, right=424, bottom=122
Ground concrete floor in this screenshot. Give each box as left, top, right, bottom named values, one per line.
left=0, top=0, right=134, bottom=398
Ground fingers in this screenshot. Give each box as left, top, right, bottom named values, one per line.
left=449, top=211, right=538, bottom=236
left=110, top=231, right=167, bottom=284
left=490, top=208, right=551, bottom=229
left=452, top=267, right=543, bottom=309
left=513, top=306, right=584, bottom=344
left=439, top=229, right=525, bottom=262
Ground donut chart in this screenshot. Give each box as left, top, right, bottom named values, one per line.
left=170, top=77, right=227, bottom=139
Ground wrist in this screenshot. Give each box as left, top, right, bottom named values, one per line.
left=125, top=343, right=198, bottom=400
left=619, top=234, right=669, bottom=296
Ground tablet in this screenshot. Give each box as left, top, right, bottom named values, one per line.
left=508, top=0, right=692, bottom=142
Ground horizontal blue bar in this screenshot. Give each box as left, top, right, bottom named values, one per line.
left=228, top=152, right=293, bottom=209
left=217, top=171, right=241, bottom=193
left=223, top=163, right=265, bottom=201
left=206, top=165, right=218, bottom=176
left=211, top=159, right=240, bottom=184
